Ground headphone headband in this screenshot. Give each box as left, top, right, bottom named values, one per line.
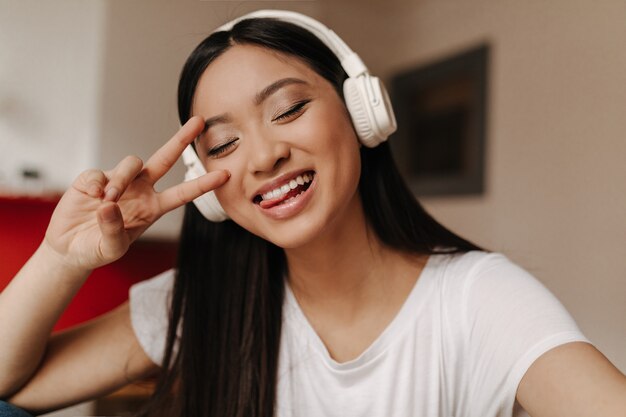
left=215, top=10, right=369, bottom=78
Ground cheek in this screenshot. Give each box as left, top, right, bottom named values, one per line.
left=314, top=116, right=362, bottom=182
left=207, top=164, right=245, bottom=217
left=214, top=177, right=247, bottom=220
left=209, top=155, right=249, bottom=218
left=301, top=104, right=359, bottom=153
left=212, top=170, right=265, bottom=237
left=339, top=145, right=362, bottom=197
left=336, top=123, right=363, bottom=198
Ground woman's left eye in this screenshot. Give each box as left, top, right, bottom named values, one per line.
left=273, top=100, right=310, bottom=122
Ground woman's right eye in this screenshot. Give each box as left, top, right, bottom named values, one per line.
left=208, top=137, right=239, bottom=158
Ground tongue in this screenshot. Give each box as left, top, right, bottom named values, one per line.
left=259, top=184, right=307, bottom=209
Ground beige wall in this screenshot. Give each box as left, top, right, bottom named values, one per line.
left=0, top=0, right=105, bottom=191
left=323, top=0, right=626, bottom=371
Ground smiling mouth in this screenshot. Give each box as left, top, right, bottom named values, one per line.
left=253, top=171, right=315, bottom=209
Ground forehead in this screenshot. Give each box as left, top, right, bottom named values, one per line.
left=193, top=44, right=325, bottom=113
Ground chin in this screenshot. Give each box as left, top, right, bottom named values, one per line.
left=257, top=216, right=328, bottom=250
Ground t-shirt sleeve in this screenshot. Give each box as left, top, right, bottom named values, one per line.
left=461, top=253, right=590, bottom=416
left=128, top=268, right=177, bottom=367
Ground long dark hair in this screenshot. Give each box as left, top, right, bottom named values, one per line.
left=136, top=16, right=484, bottom=417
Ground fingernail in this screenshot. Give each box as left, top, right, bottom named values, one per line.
left=104, top=187, right=119, bottom=202
left=101, top=206, right=117, bottom=222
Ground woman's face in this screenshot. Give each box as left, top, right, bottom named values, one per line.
left=192, top=44, right=362, bottom=249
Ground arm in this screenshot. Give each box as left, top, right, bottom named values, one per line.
left=5, top=302, right=159, bottom=415
left=0, top=116, right=228, bottom=407
left=459, top=253, right=620, bottom=414
left=516, top=341, right=626, bottom=417
left=0, top=243, right=90, bottom=395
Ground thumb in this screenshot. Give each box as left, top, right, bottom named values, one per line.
left=96, top=201, right=130, bottom=261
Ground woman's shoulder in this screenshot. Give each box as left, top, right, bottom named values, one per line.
left=428, top=249, right=514, bottom=285
left=129, top=268, right=176, bottom=295
left=128, top=268, right=177, bottom=366
left=434, top=250, right=545, bottom=294
left=428, top=249, right=586, bottom=346
left=425, top=249, right=551, bottom=309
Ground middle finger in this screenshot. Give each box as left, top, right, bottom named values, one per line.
left=103, top=155, right=144, bottom=202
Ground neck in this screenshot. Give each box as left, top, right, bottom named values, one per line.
left=284, top=195, right=426, bottom=314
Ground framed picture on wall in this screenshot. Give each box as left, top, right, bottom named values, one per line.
left=389, top=44, right=489, bottom=196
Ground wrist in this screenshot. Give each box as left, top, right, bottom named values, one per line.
left=36, top=239, right=93, bottom=279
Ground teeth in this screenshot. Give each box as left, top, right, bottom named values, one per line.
left=261, top=172, right=314, bottom=201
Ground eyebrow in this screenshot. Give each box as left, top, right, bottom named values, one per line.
left=254, top=77, right=308, bottom=105
left=202, top=77, right=309, bottom=131
left=202, top=114, right=232, bottom=132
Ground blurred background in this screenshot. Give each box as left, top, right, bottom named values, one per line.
left=0, top=0, right=624, bottom=415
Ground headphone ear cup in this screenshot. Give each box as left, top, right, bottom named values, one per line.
left=343, top=77, right=374, bottom=145
left=343, top=76, right=397, bottom=148
left=182, top=145, right=230, bottom=222
left=192, top=191, right=230, bottom=222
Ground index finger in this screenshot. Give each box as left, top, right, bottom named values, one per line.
left=142, top=116, right=205, bottom=184
left=157, top=170, right=230, bottom=214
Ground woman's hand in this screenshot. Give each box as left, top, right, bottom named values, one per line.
left=43, top=116, right=228, bottom=271
left=0, top=120, right=221, bottom=398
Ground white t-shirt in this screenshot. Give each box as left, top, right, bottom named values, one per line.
left=129, top=251, right=589, bottom=417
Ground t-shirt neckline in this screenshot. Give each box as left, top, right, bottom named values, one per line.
left=284, top=253, right=444, bottom=371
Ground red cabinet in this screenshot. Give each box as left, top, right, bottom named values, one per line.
left=0, top=194, right=177, bottom=331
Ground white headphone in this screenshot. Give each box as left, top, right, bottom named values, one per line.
left=182, top=9, right=397, bottom=222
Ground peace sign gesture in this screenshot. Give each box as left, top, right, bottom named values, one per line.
left=43, top=116, right=228, bottom=271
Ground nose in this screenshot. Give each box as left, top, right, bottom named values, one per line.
left=246, top=129, right=291, bottom=174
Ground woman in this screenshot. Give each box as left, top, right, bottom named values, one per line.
left=0, top=10, right=624, bottom=417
